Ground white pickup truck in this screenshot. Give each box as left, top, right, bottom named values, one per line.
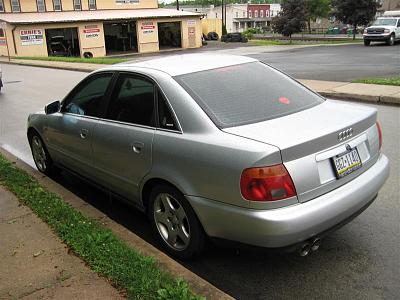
left=363, top=11, right=400, bottom=46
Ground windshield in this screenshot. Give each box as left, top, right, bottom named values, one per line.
left=174, top=62, right=324, bottom=128
left=372, top=18, right=397, bottom=26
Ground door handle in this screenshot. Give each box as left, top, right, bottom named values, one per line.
left=80, top=129, right=89, bottom=139
left=131, top=142, right=144, bottom=153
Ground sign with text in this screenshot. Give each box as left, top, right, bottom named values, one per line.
left=116, top=0, right=139, bottom=4
left=84, top=25, right=100, bottom=39
left=187, top=20, right=196, bottom=26
left=141, top=21, right=155, bottom=35
left=20, top=29, right=43, bottom=46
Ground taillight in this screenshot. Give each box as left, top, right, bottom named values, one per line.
left=240, top=164, right=297, bottom=202
left=376, top=121, right=382, bottom=150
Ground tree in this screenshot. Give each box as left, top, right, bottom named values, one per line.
left=272, top=0, right=307, bottom=40
left=305, top=0, right=331, bottom=34
left=332, top=0, right=380, bottom=40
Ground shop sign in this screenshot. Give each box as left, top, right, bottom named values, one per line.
left=116, top=0, right=139, bottom=4
left=141, top=21, right=155, bottom=35
left=84, top=25, right=100, bottom=38
left=187, top=20, right=196, bottom=26
left=20, top=29, right=43, bottom=46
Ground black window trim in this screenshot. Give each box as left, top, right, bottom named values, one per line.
left=36, top=0, right=46, bottom=12
left=100, top=71, right=182, bottom=133
left=0, top=0, right=5, bottom=12
left=73, top=0, right=81, bottom=10
left=61, top=71, right=117, bottom=119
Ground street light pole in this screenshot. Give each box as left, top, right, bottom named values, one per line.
left=176, top=0, right=179, bottom=11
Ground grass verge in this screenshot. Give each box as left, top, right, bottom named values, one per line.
left=14, top=56, right=128, bottom=64
left=352, top=76, right=400, bottom=86
left=249, top=39, right=362, bottom=46
left=0, top=153, right=202, bottom=300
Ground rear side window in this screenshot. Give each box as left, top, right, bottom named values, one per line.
left=106, top=74, right=155, bottom=127
left=157, top=90, right=178, bottom=131
left=174, top=62, right=324, bottom=128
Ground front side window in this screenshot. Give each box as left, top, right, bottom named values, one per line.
left=11, top=0, right=20, bottom=12
left=37, top=0, right=46, bottom=12
left=53, top=0, right=62, bottom=11
left=73, top=0, right=81, bottom=10
left=63, top=74, right=113, bottom=117
left=88, top=0, right=96, bottom=10
left=174, top=62, right=324, bottom=128
left=106, top=74, right=155, bottom=127
left=0, top=0, right=5, bottom=12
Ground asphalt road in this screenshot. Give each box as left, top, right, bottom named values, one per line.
left=249, top=43, right=400, bottom=81
left=0, top=63, right=399, bottom=299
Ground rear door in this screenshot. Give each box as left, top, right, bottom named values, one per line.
left=45, top=72, right=114, bottom=177
left=91, top=72, right=156, bottom=202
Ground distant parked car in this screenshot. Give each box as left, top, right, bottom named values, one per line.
left=363, top=11, right=400, bottom=46
left=27, top=54, right=389, bottom=259
left=221, top=32, right=248, bottom=43
left=207, top=31, right=219, bottom=41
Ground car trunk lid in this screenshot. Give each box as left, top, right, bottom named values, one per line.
left=223, top=100, right=380, bottom=202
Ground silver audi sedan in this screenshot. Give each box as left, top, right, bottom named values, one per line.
left=27, top=54, right=389, bottom=259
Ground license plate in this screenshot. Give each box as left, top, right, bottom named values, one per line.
left=332, top=148, right=362, bottom=178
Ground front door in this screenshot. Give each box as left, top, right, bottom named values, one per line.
left=91, top=73, right=156, bottom=202
left=45, top=73, right=114, bottom=177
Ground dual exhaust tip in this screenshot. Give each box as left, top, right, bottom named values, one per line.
left=299, top=238, right=321, bottom=257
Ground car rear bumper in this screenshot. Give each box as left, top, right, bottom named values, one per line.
left=188, top=154, right=389, bottom=248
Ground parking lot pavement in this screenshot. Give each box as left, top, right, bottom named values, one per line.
left=0, top=186, right=123, bottom=299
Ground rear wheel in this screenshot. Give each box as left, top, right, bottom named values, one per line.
left=148, top=184, right=205, bottom=259
left=29, top=131, right=55, bottom=176
left=363, top=39, right=370, bottom=46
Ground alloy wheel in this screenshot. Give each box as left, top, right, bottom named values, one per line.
left=153, top=193, right=191, bottom=251
left=31, top=135, right=47, bottom=172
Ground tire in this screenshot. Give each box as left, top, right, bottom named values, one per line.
left=148, top=184, right=205, bottom=259
left=29, top=131, right=56, bottom=176
left=386, top=34, right=395, bottom=46
left=364, top=39, right=370, bottom=46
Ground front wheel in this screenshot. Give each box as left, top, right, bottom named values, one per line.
left=148, top=184, right=205, bottom=259
left=364, top=39, right=370, bottom=46
left=29, top=132, right=55, bottom=176
left=387, top=34, right=395, bottom=46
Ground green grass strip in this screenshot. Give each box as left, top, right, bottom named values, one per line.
left=249, top=39, right=362, bottom=46
left=14, top=56, right=128, bottom=65
left=0, top=154, right=202, bottom=300
left=352, top=76, right=400, bottom=86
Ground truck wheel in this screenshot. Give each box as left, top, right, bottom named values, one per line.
left=386, top=34, right=395, bottom=46
left=363, top=40, right=370, bottom=46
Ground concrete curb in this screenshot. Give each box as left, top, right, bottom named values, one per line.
left=0, top=147, right=233, bottom=300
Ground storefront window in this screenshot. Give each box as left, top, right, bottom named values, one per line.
left=88, top=0, right=96, bottom=10
left=0, top=0, right=4, bottom=12
left=53, top=0, right=62, bottom=11
left=73, top=0, right=81, bottom=10
left=11, top=0, right=21, bottom=12
left=37, top=0, right=46, bottom=12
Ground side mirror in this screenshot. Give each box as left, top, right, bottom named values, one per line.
left=45, top=100, right=61, bottom=115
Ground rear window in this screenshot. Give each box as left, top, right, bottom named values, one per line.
left=174, top=62, right=324, bottom=128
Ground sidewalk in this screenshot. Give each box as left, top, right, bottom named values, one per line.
left=1, top=57, right=399, bottom=105
left=0, top=186, right=123, bottom=299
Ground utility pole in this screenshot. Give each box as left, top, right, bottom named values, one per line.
left=176, top=0, right=179, bottom=10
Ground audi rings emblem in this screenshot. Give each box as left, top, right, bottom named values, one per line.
left=338, top=128, right=353, bottom=141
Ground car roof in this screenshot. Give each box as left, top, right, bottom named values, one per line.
left=113, top=54, right=258, bottom=76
